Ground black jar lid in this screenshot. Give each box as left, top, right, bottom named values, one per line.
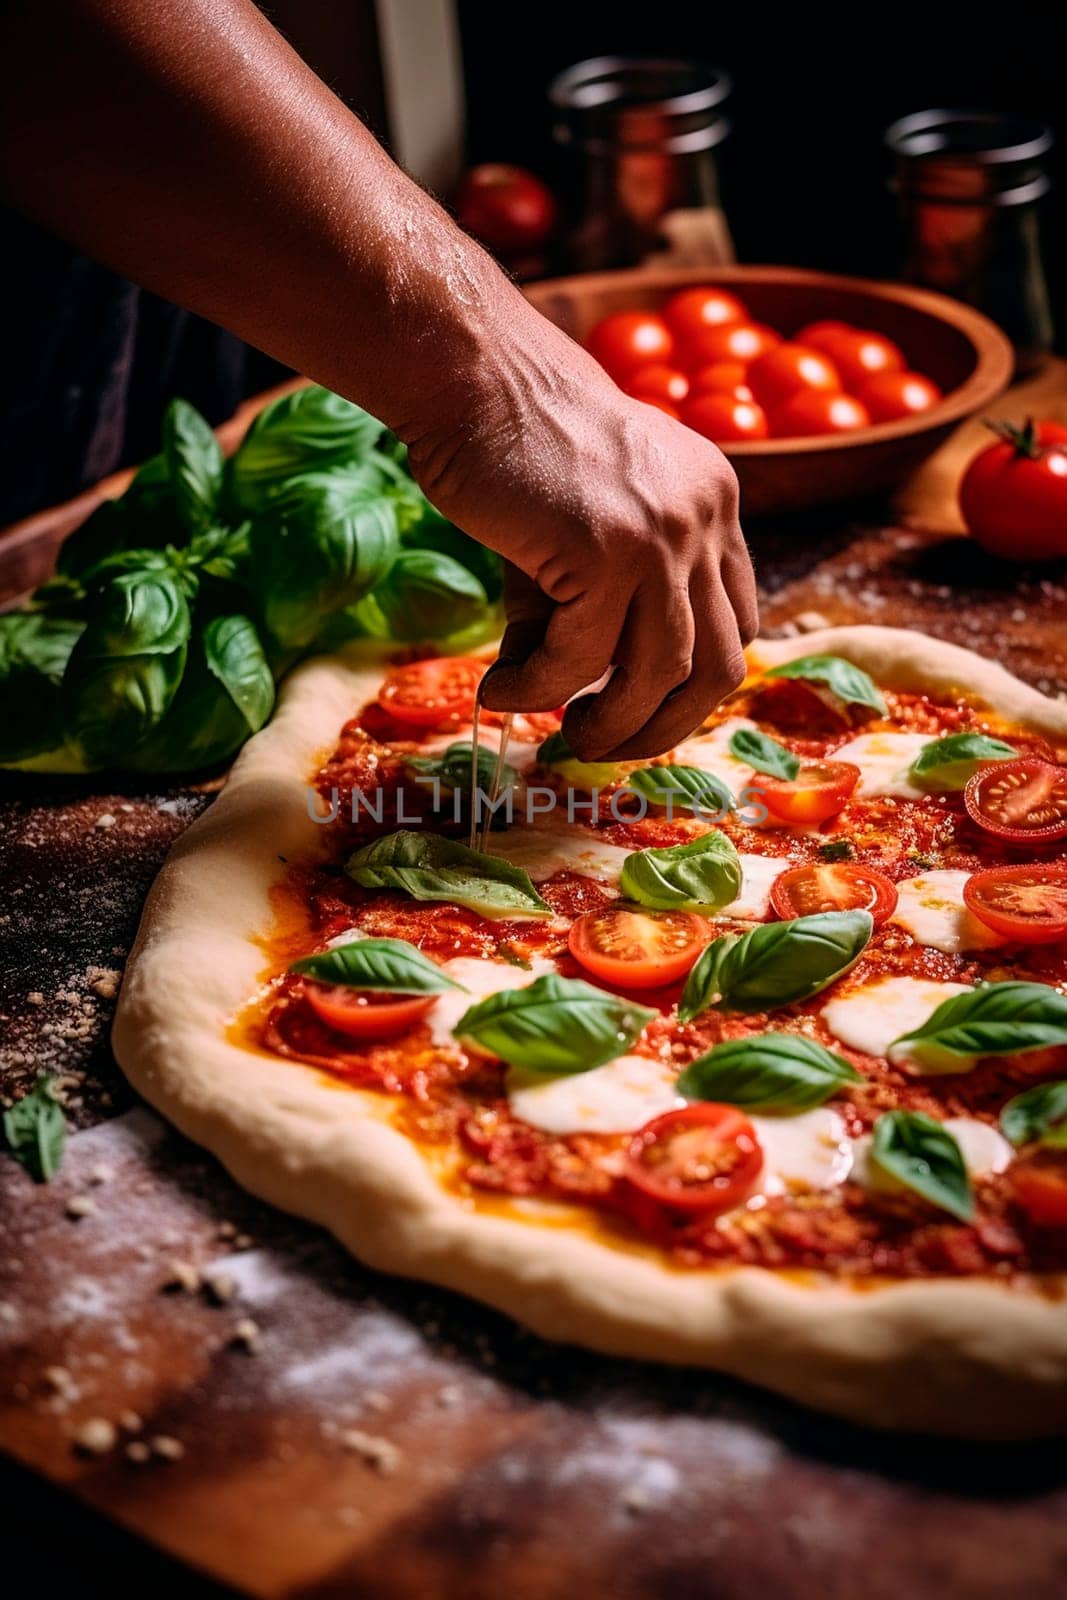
left=885, top=110, right=1053, bottom=206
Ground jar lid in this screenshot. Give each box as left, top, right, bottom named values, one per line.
left=886, top=110, right=1053, bottom=205
left=550, top=57, right=731, bottom=154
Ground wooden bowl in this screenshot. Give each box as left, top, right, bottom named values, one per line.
left=524, top=265, right=1014, bottom=517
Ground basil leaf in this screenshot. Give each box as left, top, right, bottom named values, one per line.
left=250, top=478, right=399, bottom=650
left=677, top=1032, right=862, bottom=1111
left=817, top=838, right=855, bottom=862
left=679, top=910, right=872, bottom=1021
left=888, top=981, right=1067, bottom=1074
left=1001, top=1081, right=1067, bottom=1149
left=346, top=828, right=551, bottom=919
left=230, top=386, right=384, bottom=511
left=908, top=732, right=1017, bottom=792
left=727, top=728, right=800, bottom=780
left=2, top=1078, right=66, bottom=1182
left=620, top=831, right=742, bottom=913
left=455, top=972, right=654, bottom=1072
left=399, top=498, right=504, bottom=603
left=126, top=616, right=273, bottom=773
left=0, top=615, right=84, bottom=763
left=201, top=614, right=275, bottom=733
left=79, top=570, right=192, bottom=658
left=628, top=764, right=734, bottom=815
left=291, top=938, right=465, bottom=995
left=536, top=731, right=619, bottom=789
left=407, top=741, right=519, bottom=795
left=870, top=1110, right=974, bottom=1222
left=162, top=398, right=224, bottom=535
left=764, top=654, right=887, bottom=714
left=356, top=550, right=488, bottom=642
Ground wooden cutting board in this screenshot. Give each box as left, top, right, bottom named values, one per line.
left=2, top=364, right=1067, bottom=1600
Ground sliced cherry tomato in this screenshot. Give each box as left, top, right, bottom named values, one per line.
left=663, top=286, right=748, bottom=347
left=624, top=363, right=689, bottom=405
left=683, top=392, right=770, bottom=442
left=800, top=326, right=905, bottom=390
left=770, top=862, right=898, bottom=926
left=625, top=1104, right=763, bottom=1215
left=587, top=311, right=674, bottom=378
left=770, top=391, right=871, bottom=437
left=858, top=370, right=942, bottom=423
left=962, top=863, right=1067, bottom=945
left=964, top=759, right=1067, bottom=844
left=378, top=657, right=485, bottom=729
left=688, top=361, right=753, bottom=401
left=304, top=983, right=436, bottom=1040
left=681, top=321, right=781, bottom=369
left=568, top=905, right=710, bottom=990
left=1010, top=1149, right=1067, bottom=1227
left=746, top=343, right=842, bottom=410
left=753, top=760, right=861, bottom=824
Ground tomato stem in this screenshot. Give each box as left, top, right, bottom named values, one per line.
left=983, top=416, right=1041, bottom=459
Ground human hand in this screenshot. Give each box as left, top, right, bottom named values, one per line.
left=405, top=292, right=758, bottom=762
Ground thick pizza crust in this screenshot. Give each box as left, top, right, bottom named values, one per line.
left=113, top=627, right=1067, bottom=1439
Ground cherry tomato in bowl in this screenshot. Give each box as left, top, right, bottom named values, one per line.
left=753, top=760, right=861, bottom=824
left=964, top=759, right=1067, bottom=845
left=959, top=419, right=1067, bottom=562
left=962, top=863, right=1067, bottom=945
left=624, top=364, right=690, bottom=405
left=568, top=905, right=710, bottom=990
left=586, top=311, right=674, bottom=378
left=304, top=984, right=436, bottom=1041
left=625, top=1104, right=764, bottom=1215
left=770, top=862, right=899, bottom=926
left=746, top=343, right=842, bottom=411
left=682, top=321, right=781, bottom=369
left=689, top=362, right=753, bottom=402
left=799, top=326, right=905, bottom=390
left=378, top=657, right=485, bottom=729
left=455, top=164, right=557, bottom=255
left=857, top=370, right=942, bottom=423
left=683, top=392, right=769, bottom=442
left=770, top=391, right=871, bottom=437
left=663, top=286, right=748, bottom=346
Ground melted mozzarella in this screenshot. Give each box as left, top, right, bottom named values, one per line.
left=507, top=1054, right=682, bottom=1134
left=672, top=717, right=760, bottom=794
left=418, top=726, right=541, bottom=774
left=722, top=853, right=788, bottom=920
left=751, top=1107, right=853, bottom=1196
left=427, top=955, right=555, bottom=1050
left=851, top=1115, right=1013, bottom=1191
left=486, top=825, right=632, bottom=885
left=822, top=975, right=973, bottom=1061
left=890, top=869, right=1001, bottom=954
left=831, top=731, right=931, bottom=799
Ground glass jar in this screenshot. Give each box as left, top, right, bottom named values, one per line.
left=548, top=56, right=734, bottom=273
left=885, top=110, right=1055, bottom=374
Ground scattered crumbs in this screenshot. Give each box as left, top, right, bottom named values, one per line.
left=125, top=1440, right=151, bottom=1465
left=231, top=1317, right=261, bottom=1352
left=26, top=992, right=44, bottom=1007
left=93, top=813, right=117, bottom=831
left=118, top=1410, right=143, bottom=1433
left=203, top=1271, right=237, bottom=1306
left=65, top=1195, right=97, bottom=1220
left=163, top=1259, right=201, bottom=1294
left=73, top=1417, right=117, bottom=1456
left=150, top=1434, right=186, bottom=1462
left=87, top=966, right=121, bottom=1000
left=339, top=1429, right=402, bottom=1475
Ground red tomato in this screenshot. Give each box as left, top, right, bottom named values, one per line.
left=625, top=1104, right=764, bottom=1215
left=624, top=364, right=690, bottom=405
left=1010, top=1150, right=1067, bottom=1227
left=455, top=164, right=556, bottom=255
left=963, top=864, right=1067, bottom=945
left=858, top=370, right=942, bottom=423
left=587, top=311, right=674, bottom=378
left=753, top=760, right=861, bottom=824
left=688, top=362, right=753, bottom=401
left=770, top=862, right=898, bottom=926
left=378, top=657, right=485, bottom=729
left=681, top=321, right=781, bottom=369
left=304, top=984, right=436, bottom=1040
left=801, top=326, right=905, bottom=390
left=959, top=420, right=1067, bottom=562
left=795, top=319, right=851, bottom=344
left=663, top=286, right=748, bottom=346
left=770, top=391, right=871, bottom=437
left=964, top=759, right=1067, bottom=845
left=568, top=905, right=709, bottom=990
left=746, top=343, right=843, bottom=410
left=683, top=392, right=770, bottom=442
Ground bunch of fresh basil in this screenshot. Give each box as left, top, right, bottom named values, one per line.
left=0, top=387, right=501, bottom=773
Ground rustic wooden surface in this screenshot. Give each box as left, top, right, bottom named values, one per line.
left=2, top=364, right=1067, bottom=1599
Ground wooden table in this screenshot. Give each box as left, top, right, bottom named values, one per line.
left=3, top=365, right=1067, bottom=1599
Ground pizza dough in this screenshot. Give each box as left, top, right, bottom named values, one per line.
left=112, top=627, right=1067, bottom=1439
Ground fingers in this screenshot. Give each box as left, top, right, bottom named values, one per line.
left=562, top=579, right=695, bottom=760
left=721, top=537, right=760, bottom=646
left=480, top=571, right=629, bottom=714
left=589, top=566, right=746, bottom=762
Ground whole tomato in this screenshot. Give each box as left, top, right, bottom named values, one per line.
left=770, top=391, right=871, bottom=437
left=681, top=321, right=781, bottom=369
left=683, top=392, right=770, bottom=442
left=689, top=362, right=753, bottom=401
left=624, top=364, right=690, bottom=405
left=455, top=164, right=556, bottom=255
left=747, top=343, right=842, bottom=410
left=858, top=370, right=942, bottom=422
left=799, top=325, right=905, bottom=390
left=586, top=311, right=674, bottom=378
left=959, top=419, right=1067, bottom=562
left=663, top=286, right=748, bottom=347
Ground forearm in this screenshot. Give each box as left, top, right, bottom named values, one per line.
left=0, top=0, right=506, bottom=438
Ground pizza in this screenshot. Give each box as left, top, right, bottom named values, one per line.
left=112, top=625, right=1067, bottom=1438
